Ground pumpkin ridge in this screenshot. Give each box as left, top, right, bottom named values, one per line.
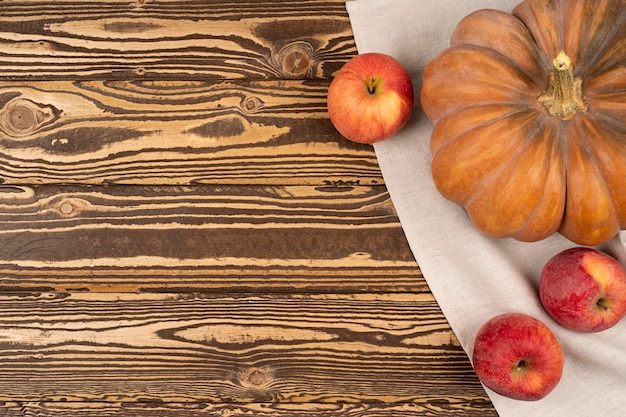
left=450, top=46, right=542, bottom=93
left=512, top=124, right=566, bottom=241
left=430, top=104, right=534, bottom=154
left=462, top=113, right=551, bottom=203
left=584, top=64, right=626, bottom=96
left=450, top=9, right=548, bottom=83
left=433, top=110, right=543, bottom=206
left=465, top=117, right=564, bottom=241
left=573, top=114, right=626, bottom=226
left=476, top=51, right=547, bottom=94
left=559, top=117, right=620, bottom=245
left=592, top=85, right=626, bottom=95
left=584, top=94, right=626, bottom=131
left=570, top=4, right=626, bottom=77
left=512, top=0, right=561, bottom=65
left=421, top=46, right=540, bottom=122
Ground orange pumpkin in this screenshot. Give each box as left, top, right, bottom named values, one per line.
left=420, top=0, right=626, bottom=246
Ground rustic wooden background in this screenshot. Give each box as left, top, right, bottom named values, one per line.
left=0, top=1, right=498, bottom=415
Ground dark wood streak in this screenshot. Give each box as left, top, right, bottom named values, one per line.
left=0, top=80, right=377, bottom=185
left=0, top=1, right=356, bottom=81
left=0, top=184, right=423, bottom=293
left=0, top=401, right=498, bottom=417
left=0, top=292, right=491, bottom=410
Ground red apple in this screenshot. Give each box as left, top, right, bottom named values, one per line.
left=540, top=247, right=626, bottom=332
left=327, top=52, right=414, bottom=144
left=472, top=313, right=564, bottom=401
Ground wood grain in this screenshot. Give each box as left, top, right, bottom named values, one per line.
left=2, top=401, right=498, bottom=417
left=0, top=292, right=491, bottom=410
left=0, top=183, right=422, bottom=293
left=0, top=0, right=356, bottom=81
left=0, top=1, right=498, bottom=415
left=0, top=80, right=380, bottom=185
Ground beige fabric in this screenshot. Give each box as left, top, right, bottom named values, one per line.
left=346, top=1, right=626, bottom=416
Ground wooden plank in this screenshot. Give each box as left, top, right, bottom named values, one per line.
left=0, top=183, right=421, bottom=293
left=0, top=0, right=356, bottom=81
left=0, top=292, right=492, bottom=410
left=0, top=1, right=498, bottom=415
left=0, top=80, right=379, bottom=185
left=0, top=401, right=498, bottom=416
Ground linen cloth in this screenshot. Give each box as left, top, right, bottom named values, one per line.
left=346, top=1, right=626, bottom=416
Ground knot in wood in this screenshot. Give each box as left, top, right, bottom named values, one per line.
left=59, top=202, right=75, bottom=215
left=9, top=105, right=36, bottom=132
left=249, top=370, right=266, bottom=385
left=54, top=198, right=88, bottom=217
left=0, top=98, right=59, bottom=138
left=241, top=96, right=265, bottom=114
left=240, top=367, right=271, bottom=388
left=274, top=42, right=314, bottom=78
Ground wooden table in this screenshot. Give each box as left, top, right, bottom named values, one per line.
left=0, top=1, right=498, bottom=415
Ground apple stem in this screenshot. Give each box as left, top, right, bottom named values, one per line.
left=596, top=298, right=611, bottom=312
left=515, top=359, right=528, bottom=373
left=367, top=77, right=377, bottom=95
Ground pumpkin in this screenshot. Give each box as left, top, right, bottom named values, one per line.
left=420, top=0, right=626, bottom=246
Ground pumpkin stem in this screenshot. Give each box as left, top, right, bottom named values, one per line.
left=538, top=51, right=587, bottom=120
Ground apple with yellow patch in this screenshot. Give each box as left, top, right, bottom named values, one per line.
left=472, top=313, right=564, bottom=401
left=540, top=247, right=626, bottom=332
left=327, top=52, right=414, bottom=144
